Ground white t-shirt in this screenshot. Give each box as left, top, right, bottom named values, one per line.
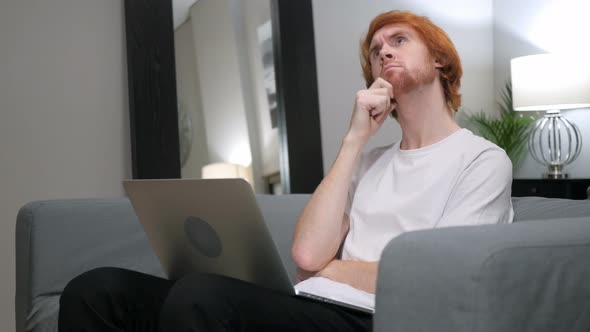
left=295, top=128, right=514, bottom=309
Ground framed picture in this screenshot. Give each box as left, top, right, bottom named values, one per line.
left=257, top=20, right=278, bottom=129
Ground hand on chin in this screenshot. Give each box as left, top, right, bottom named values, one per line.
left=380, top=70, right=402, bottom=89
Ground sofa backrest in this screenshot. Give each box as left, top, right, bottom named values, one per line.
left=257, top=195, right=590, bottom=278
left=15, top=198, right=163, bottom=332
left=255, top=194, right=311, bottom=283
left=16, top=194, right=588, bottom=332
left=512, top=196, right=590, bottom=222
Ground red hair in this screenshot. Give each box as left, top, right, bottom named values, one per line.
left=360, top=10, right=463, bottom=112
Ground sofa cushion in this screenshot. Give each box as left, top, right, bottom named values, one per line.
left=512, top=197, right=590, bottom=222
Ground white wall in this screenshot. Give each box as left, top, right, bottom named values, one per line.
left=494, top=0, right=590, bottom=178
left=312, top=0, right=495, bottom=170
left=184, top=0, right=276, bottom=193
left=0, top=0, right=131, bottom=330
left=229, top=0, right=270, bottom=193
left=190, top=0, right=254, bottom=170
left=175, top=19, right=210, bottom=179
left=240, top=0, right=281, bottom=178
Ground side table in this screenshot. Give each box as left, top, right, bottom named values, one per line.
left=512, top=179, right=590, bottom=200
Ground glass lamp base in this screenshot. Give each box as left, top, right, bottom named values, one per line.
left=544, top=165, right=568, bottom=179
left=529, top=110, right=582, bottom=180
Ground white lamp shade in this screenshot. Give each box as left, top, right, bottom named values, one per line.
left=201, top=162, right=253, bottom=185
left=511, top=54, right=590, bottom=111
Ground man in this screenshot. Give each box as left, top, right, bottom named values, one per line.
left=59, top=10, right=513, bottom=332
left=291, top=9, right=513, bottom=314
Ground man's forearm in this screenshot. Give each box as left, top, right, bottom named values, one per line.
left=291, top=141, right=363, bottom=271
left=319, top=260, right=379, bottom=294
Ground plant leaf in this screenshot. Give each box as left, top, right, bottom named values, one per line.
left=462, top=80, right=536, bottom=170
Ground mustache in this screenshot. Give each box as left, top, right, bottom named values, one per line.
left=380, top=63, right=404, bottom=77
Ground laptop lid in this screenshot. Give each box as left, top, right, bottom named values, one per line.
left=123, top=178, right=294, bottom=294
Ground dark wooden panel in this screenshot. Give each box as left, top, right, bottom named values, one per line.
left=271, top=0, right=324, bottom=193
left=124, top=0, right=180, bottom=179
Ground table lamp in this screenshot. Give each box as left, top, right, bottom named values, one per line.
left=201, top=162, right=254, bottom=186
left=511, top=53, right=590, bottom=178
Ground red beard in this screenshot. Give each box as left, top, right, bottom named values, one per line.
left=383, top=63, right=437, bottom=96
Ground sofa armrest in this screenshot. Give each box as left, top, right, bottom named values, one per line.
left=374, top=217, right=590, bottom=332
left=15, top=199, right=163, bottom=332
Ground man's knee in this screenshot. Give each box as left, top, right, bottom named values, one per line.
left=60, top=267, right=128, bottom=308
left=159, top=273, right=236, bottom=331
left=162, top=273, right=229, bottom=311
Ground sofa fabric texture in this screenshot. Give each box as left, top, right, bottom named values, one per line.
left=15, top=195, right=590, bottom=332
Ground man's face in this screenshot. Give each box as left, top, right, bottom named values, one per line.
left=368, top=24, right=440, bottom=96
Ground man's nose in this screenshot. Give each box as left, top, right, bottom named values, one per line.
left=379, top=45, right=394, bottom=61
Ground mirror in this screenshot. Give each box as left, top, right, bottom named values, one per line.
left=173, top=0, right=281, bottom=194
left=124, top=0, right=324, bottom=193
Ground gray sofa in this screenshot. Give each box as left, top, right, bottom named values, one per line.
left=15, top=195, right=590, bottom=332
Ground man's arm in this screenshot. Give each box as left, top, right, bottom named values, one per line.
left=319, top=260, right=379, bottom=294
left=291, top=142, right=361, bottom=272
left=437, top=148, right=514, bottom=227
left=291, top=78, right=395, bottom=272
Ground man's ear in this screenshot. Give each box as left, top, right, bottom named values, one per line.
left=434, top=60, right=443, bottom=69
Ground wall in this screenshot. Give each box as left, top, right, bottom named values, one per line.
left=181, top=0, right=276, bottom=193
left=493, top=0, right=590, bottom=178
left=240, top=0, right=281, bottom=178
left=312, top=0, right=495, bottom=170
left=229, top=0, right=269, bottom=193
left=189, top=0, right=255, bottom=175
left=174, top=18, right=210, bottom=179
left=0, top=0, right=131, bottom=330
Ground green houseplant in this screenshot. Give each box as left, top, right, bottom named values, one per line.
left=461, top=82, right=536, bottom=170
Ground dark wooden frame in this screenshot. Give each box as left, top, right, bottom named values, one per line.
left=124, top=0, right=180, bottom=179
left=123, top=0, right=324, bottom=193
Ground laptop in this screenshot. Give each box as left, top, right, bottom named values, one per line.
left=123, top=178, right=374, bottom=314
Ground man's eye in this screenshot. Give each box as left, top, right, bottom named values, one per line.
left=396, top=37, right=407, bottom=44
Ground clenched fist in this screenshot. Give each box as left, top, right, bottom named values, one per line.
left=345, top=78, right=397, bottom=146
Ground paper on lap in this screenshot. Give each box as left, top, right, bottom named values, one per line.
left=294, top=276, right=375, bottom=309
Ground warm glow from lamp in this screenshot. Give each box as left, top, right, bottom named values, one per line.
left=510, top=53, right=590, bottom=178
left=201, top=162, right=254, bottom=186
left=511, top=54, right=590, bottom=111
left=527, top=0, right=590, bottom=54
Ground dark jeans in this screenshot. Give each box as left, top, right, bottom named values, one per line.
left=58, top=267, right=373, bottom=332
